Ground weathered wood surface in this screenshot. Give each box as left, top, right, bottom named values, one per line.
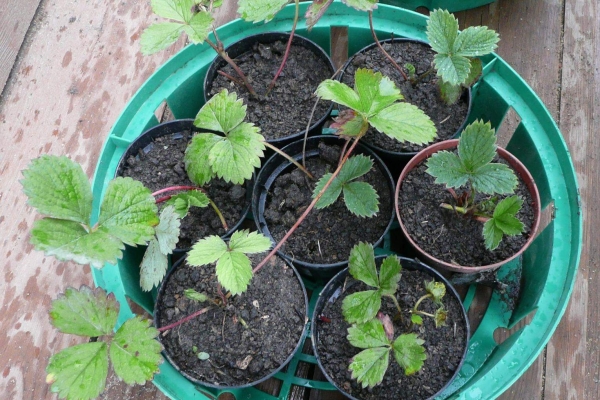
left=0, top=0, right=594, bottom=398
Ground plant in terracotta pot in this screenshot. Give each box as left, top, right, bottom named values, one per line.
left=312, top=242, right=469, bottom=399
left=395, top=120, right=541, bottom=272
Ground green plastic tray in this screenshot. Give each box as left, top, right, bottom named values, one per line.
left=91, top=2, right=582, bottom=399
left=379, top=0, right=495, bottom=12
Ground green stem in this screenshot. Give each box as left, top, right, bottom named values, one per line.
left=266, top=0, right=300, bottom=95
left=369, top=11, right=409, bottom=81
left=412, top=293, right=431, bottom=315
left=440, top=203, right=469, bottom=214
left=263, top=141, right=314, bottom=180
left=208, top=198, right=229, bottom=232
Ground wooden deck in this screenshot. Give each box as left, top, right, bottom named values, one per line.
left=0, top=0, right=596, bottom=398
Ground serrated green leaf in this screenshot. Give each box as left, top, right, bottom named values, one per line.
left=485, top=196, right=524, bottom=246
left=313, top=173, right=343, bottom=209
left=464, top=58, right=483, bottom=87
left=21, top=155, right=92, bottom=224
left=139, top=238, right=168, bottom=292
left=156, top=206, right=181, bottom=254
left=348, top=242, right=379, bottom=288
left=215, top=251, right=253, bottom=295
left=454, top=25, right=499, bottom=57
left=438, top=79, right=462, bottom=105
left=187, top=235, right=228, bottom=266
left=354, top=69, right=403, bottom=116
left=342, top=290, right=382, bottom=324
left=427, top=9, right=459, bottom=55
left=151, top=0, right=195, bottom=22
left=185, top=132, right=222, bottom=185
left=31, top=219, right=124, bottom=268
left=379, top=255, right=402, bottom=295
left=305, top=0, right=333, bottom=30
left=370, top=102, right=437, bottom=145
left=182, top=11, right=214, bottom=43
left=469, top=163, right=518, bottom=194
left=110, top=316, right=162, bottom=385
left=411, top=314, right=423, bottom=325
left=49, top=286, right=118, bottom=337
left=493, top=195, right=523, bottom=218
left=140, top=22, right=184, bottom=55
left=208, top=122, right=265, bottom=184
left=195, top=89, right=247, bottom=133
left=425, top=281, right=446, bottom=303
left=237, top=0, right=289, bottom=23
left=349, top=347, right=390, bottom=388
left=341, top=0, right=378, bottom=11
left=426, top=150, right=468, bottom=188
left=347, top=319, right=391, bottom=349
left=434, top=53, right=471, bottom=86
left=494, top=214, right=525, bottom=236
left=343, top=181, right=379, bottom=217
left=338, top=154, right=373, bottom=182
left=228, top=230, right=271, bottom=254
left=184, top=289, right=208, bottom=302
left=47, top=342, right=108, bottom=400
left=98, top=177, right=159, bottom=246
left=458, top=120, right=497, bottom=171
left=392, top=333, right=426, bottom=375
left=434, top=307, right=448, bottom=327
left=483, top=218, right=504, bottom=250
left=164, top=190, right=210, bottom=218
left=316, top=79, right=362, bottom=111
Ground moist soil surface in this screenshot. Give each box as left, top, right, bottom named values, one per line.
left=208, top=40, right=332, bottom=141
left=156, top=254, right=306, bottom=386
left=120, top=128, right=248, bottom=249
left=263, top=142, right=393, bottom=265
left=343, top=40, right=469, bottom=153
left=398, top=154, right=536, bottom=266
left=316, top=267, right=467, bottom=400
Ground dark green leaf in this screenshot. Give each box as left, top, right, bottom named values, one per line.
left=392, top=333, right=426, bottom=375
left=464, top=58, right=483, bottom=87
left=425, top=150, right=468, bottom=189
left=454, top=26, right=499, bottom=57
left=469, top=163, right=518, bottom=194
left=378, top=255, right=402, bottom=295
left=338, top=154, right=373, bottom=183
left=164, top=190, right=210, bottom=218
left=457, top=120, right=496, bottom=171
left=347, top=319, right=391, bottom=349
left=343, top=181, right=379, bottom=218
left=434, top=53, right=471, bottom=86
left=493, top=195, right=523, bottom=218
left=348, top=347, right=390, bottom=388
left=348, top=242, right=379, bottom=288
left=483, top=218, right=504, bottom=250
left=342, top=290, right=382, bottom=324
left=313, top=173, right=343, bottom=209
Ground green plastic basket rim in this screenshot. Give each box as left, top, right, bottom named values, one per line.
left=91, top=2, right=582, bottom=399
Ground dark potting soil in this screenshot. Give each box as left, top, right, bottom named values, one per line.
left=208, top=40, right=332, bottom=141
left=263, top=142, right=393, bottom=264
left=316, top=268, right=467, bottom=400
left=343, top=41, right=469, bottom=153
left=120, top=129, right=248, bottom=249
left=156, top=254, right=306, bottom=386
left=398, top=155, right=536, bottom=266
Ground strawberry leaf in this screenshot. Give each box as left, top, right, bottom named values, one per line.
left=316, top=79, right=362, bottom=111
left=483, top=195, right=524, bottom=250
left=425, top=280, right=446, bottom=304
left=347, top=319, right=391, bottom=349
left=228, top=229, right=272, bottom=254
left=392, top=333, right=426, bottom=375
left=378, top=255, right=402, bottom=295
left=182, top=11, right=214, bottom=44
left=195, top=89, right=247, bottom=133
left=343, top=181, right=379, bottom=217
left=454, top=26, right=499, bottom=57
left=49, top=286, right=118, bottom=337
left=164, top=190, right=209, bottom=218
left=184, top=289, right=208, bottom=302
left=155, top=206, right=181, bottom=254
left=369, top=102, right=437, bottom=145
left=187, top=235, right=228, bottom=266
left=438, top=80, right=462, bottom=104
left=139, top=238, right=168, bottom=292
left=185, top=132, right=222, bottom=185
left=349, top=347, right=389, bottom=388
left=426, top=9, right=458, bottom=55
left=314, top=173, right=342, bottom=209
left=215, top=251, right=253, bottom=295
left=342, top=290, right=382, bottom=324
left=109, top=316, right=162, bottom=385
left=140, top=22, right=184, bottom=55
left=433, top=53, right=471, bottom=86
left=411, top=314, right=423, bottom=325
left=237, top=0, right=290, bottom=23
left=348, top=242, right=379, bottom=288
left=151, top=0, right=195, bottom=22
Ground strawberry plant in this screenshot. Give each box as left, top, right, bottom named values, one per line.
left=425, top=120, right=525, bottom=250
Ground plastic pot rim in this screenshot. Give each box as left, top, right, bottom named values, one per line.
left=394, top=139, right=542, bottom=273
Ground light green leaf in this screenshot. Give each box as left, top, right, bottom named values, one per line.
left=338, top=154, right=373, bottom=183
left=182, top=11, right=214, bottom=43
left=316, top=79, right=362, bottom=111
left=197, top=352, right=210, bottom=360
left=434, top=53, right=471, bottom=86
left=469, top=163, right=518, bottom=194
left=348, top=242, right=379, bottom=288
left=140, top=22, right=184, bottom=55
left=194, top=89, right=247, bottom=133
left=31, top=219, right=124, bottom=268
left=454, top=25, right=499, bottom=57
left=46, top=342, right=108, bottom=400
left=493, top=195, right=523, bottom=218
left=185, top=132, right=222, bottom=185
left=151, top=0, right=195, bottom=22
left=347, top=319, right=391, bottom=349
left=458, top=120, right=497, bottom=171
left=228, top=229, right=272, bottom=254
left=184, top=289, right=209, bottom=302
left=237, top=0, right=289, bottom=23
left=314, top=173, right=343, bottom=209
left=208, top=122, right=264, bottom=184
left=110, top=316, right=162, bottom=385
left=164, top=190, right=210, bottom=218
left=464, top=58, right=483, bottom=87
left=343, top=181, right=379, bottom=217
left=438, top=80, right=462, bottom=105
left=341, top=0, right=378, bottom=12
left=349, top=347, right=390, bottom=388
left=342, top=290, right=382, bottom=324
left=354, top=69, right=403, bottom=116
left=21, top=155, right=92, bottom=224
left=215, top=251, right=253, bottom=295
left=49, top=286, right=118, bottom=337
left=98, top=177, right=159, bottom=246
left=305, top=0, right=334, bottom=30
left=425, top=150, right=468, bottom=188
left=425, top=280, right=446, bottom=304
left=139, top=238, right=168, bottom=292
left=379, top=255, right=402, bottom=295
left=370, top=102, right=437, bottom=145
left=155, top=206, right=181, bottom=254
left=392, top=333, right=426, bottom=375
left=483, top=218, right=504, bottom=250
left=426, top=9, right=459, bottom=55
left=434, top=307, right=448, bottom=327
left=187, top=235, right=228, bottom=266
left=411, top=314, right=423, bottom=325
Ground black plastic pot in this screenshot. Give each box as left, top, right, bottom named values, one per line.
left=116, top=119, right=252, bottom=252
left=311, top=256, right=470, bottom=400
left=154, top=254, right=309, bottom=389
left=340, top=38, right=473, bottom=174
left=204, top=32, right=335, bottom=150
left=252, top=135, right=395, bottom=280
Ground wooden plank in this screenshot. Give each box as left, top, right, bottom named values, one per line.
left=0, top=0, right=41, bottom=95
left=544, top=0, right=598, bottom=398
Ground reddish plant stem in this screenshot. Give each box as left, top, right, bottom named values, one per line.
left=152, top=186, right=202, bottom=197
left=157, top=307, right=210, bottom=332
left=369, top=11, right=409, bottom=81
left=266, top=0, right=300, bottom=95
left=253, top=135, right=364, bottom=274
left=205, top=37, right=258, bottom=97
left=217, top=70, right=244, bottom=87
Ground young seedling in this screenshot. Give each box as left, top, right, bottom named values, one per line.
left=425, top=120, right=525, bottom=250
left=426, top=9, right=499, bottom=104
left=45, top=286, right=162, bottom=400
left=410, top=280, right=448, bottom=328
